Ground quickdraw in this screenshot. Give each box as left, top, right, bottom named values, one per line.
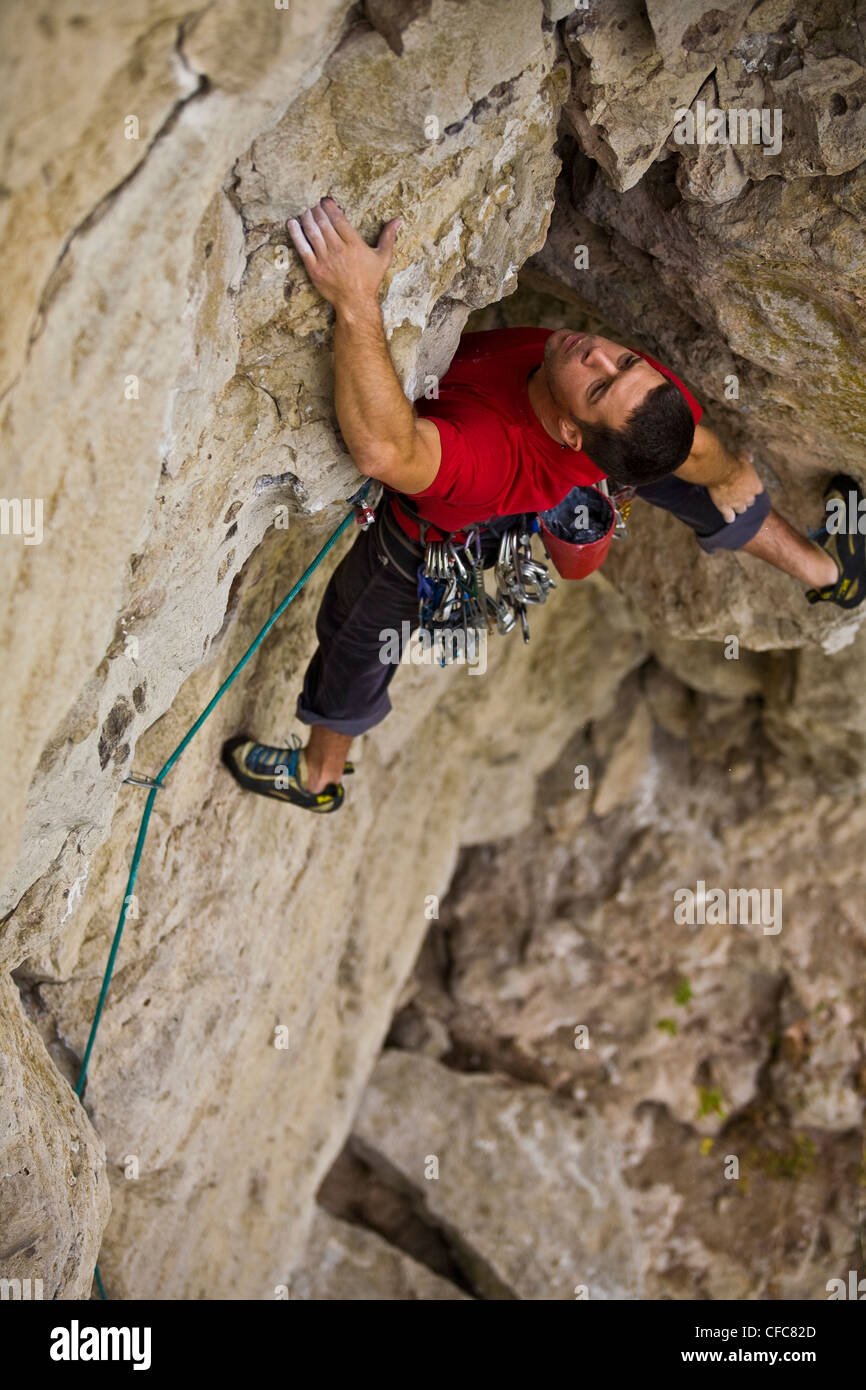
left=418, top=532, right=489, bottom=665
left=417, top=518, right=556, bottom=658
left=492, top=523, right=555, bottom=642
left=404, top=478, right=634, bottom=663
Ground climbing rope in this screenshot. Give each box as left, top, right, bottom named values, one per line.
left=74, top=484, right=370, bottom=1297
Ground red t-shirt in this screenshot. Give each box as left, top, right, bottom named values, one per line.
left=393, top=328, right=702, bottom=539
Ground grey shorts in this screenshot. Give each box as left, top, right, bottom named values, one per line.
left=634, top=474, right=771, bottom=552
left=296, top=477, right=771, bottom=736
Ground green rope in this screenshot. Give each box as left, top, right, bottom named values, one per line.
left=75, top=493, right=365, bottom=1298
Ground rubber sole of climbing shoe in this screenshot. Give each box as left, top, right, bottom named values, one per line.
left=806, top=474, right=866, bottom=610
left=221, top=735, right=344, bottom=813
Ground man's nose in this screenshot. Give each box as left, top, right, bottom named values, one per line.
left=585, top=345, right=617, bottom=373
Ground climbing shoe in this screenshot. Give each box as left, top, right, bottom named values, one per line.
left=806, top=474, right=866, bottom=610
left=222, top=733, right=344, bottom=813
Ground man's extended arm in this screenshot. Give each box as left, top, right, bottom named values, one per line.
left=675, top=422, right=765, bottom=523
left=287, top=197, right=440, bottom=495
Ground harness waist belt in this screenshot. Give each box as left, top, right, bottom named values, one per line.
left=386, top=489, right=533, bottom=547
left=378, top=498, right=425, bottom=582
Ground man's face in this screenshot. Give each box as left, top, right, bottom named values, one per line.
left=543, top=329, right=666, bottom=435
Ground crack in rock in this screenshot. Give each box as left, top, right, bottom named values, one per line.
left=23, top=13, right=213, bottom=368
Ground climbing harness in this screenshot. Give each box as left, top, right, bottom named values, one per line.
left=78, top=480, right=374, bottom=1299
left=412, top=478, right=633, bottom=654
left=416, top=519, right=556, bottom=656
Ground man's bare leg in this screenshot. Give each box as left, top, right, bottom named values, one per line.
left=740, top=508, right=838, bottom=589
left=302, top=725, right=353, bottom=794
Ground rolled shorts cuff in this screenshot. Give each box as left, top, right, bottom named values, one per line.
left=695, top=490, right=771, bottom=552
left=295, top=695, right=391, bottom=739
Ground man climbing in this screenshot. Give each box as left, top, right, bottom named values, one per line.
left=223, top=198, right=865, bottom=812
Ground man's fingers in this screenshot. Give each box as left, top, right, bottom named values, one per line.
left=320, top=195, right=359, bottom=243
left=288, top=203, right=342, bottom=265
left=312, top=203, right=343, bottom=250
left=376, top=217, right=402, bottom=260
left=300, top=207, right=326, bottom=251
left=287, top=217, right=315, bottom=260
left=287, top=198, right=400, bottom=306
left=721, top=505, right=736, bottom=523
left=739, top=450, right=765, bottom=491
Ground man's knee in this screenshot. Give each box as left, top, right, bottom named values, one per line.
left=635, top=476, right=772, bottom=553
left=694, top=489, right=771, bottom=553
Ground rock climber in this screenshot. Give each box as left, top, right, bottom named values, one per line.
left=223, top=197, right=865, bottom=813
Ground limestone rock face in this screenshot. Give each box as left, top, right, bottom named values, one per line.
left=1, top=0, right=864, bottom=1301
left=289, top=1208, right=469, bottom=1300
left=561, top=0, right=755, bottom=191
left=352, top=1049, right=642, bottom=1300
left=0, top=0, right=567, bottom=921
left=0, top=0, right=353, bottom=905
left=368, top=662, right=865, bottom=1300
left=0, top=975, right=109, bottom=1300
left=0, top=0, right=575, bottom=1298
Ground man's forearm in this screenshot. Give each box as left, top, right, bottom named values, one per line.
left=675, top=426, right=742, bottom=487
left=333, top=297, right=416, bottom=477
left=675, top=423, right=764, bottom=521
left=286, top=199, right=438, bottom=491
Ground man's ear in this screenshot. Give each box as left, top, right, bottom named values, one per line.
left=560, top=415, right=582, bottom=452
